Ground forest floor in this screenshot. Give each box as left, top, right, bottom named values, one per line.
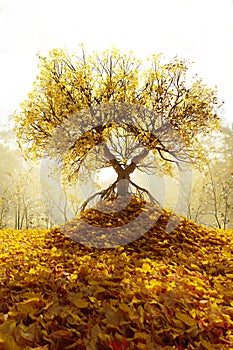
left=0, top=198, right=233, bottom=349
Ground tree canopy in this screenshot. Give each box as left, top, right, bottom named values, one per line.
left=15, top=47, right=222, bottom=204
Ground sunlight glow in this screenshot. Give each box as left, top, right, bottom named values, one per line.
left=95, top=167, right=150, bottom=190
left=95, top=167, right=117, bottom=188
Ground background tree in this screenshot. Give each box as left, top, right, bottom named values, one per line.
left=181, top=175, right=207, bottom=224
left=182, top=126, right=233, bottom=229
left=0, top=133, right=53, bottom=229
left=0, top=139, right=21, bottom=228
left=0, top=188, right=9, bottom=229
left=14, top=48, right=222, bottom=207
left=201, top=126, right=233, bottom=229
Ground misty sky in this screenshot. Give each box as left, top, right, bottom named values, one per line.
left=1, top=0, right=233, bottom=127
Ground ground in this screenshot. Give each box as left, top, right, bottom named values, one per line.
left=0, top=198, right=233, bottom=349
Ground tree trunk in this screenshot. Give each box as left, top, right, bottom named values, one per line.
left=116, top=176, right=130, bottom=197
left=103, top=144, right=149, bottom=197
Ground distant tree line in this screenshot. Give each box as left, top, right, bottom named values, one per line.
left=0, top=126, right=232, bottom=230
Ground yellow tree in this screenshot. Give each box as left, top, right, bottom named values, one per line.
left=15, top=47, right=222, bottom=207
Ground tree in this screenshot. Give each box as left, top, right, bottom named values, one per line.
left=0, top=188, right=9, bottom=229
left=0, top=134, right=50, bottom=229
left=201, top=127, right=233, bottom=229
left=181, top=173, right=207, bottom=224
left=14, top=47, right=222, bottom=208
left=182, top=126, right=233, bottom=229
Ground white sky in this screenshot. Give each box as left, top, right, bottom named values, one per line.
left=0, top=0, right=233, bottom=128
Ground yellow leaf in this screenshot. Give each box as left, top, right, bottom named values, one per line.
left=89, top=296, right=97, bottom=303
left=200, top=336, right=216, bottom=350
left=131, top=296, right=142, bottom=304
left=190, top=263, right=201, bottom=271
left=138, top=305, right=144, bottom=324
left=105, top=307, right=122, bottom=326
left=133, top=332, right=149, bottom=340
left=119, top=303, right=130, bottom=313
left=141, top=262, right=152, bottom=273
left=72, top=298, right=89, bottom=309
left=175, top=311, right=196, bottom=327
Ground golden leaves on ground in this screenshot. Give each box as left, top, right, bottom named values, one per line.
left=60, top=197, right=161, bottom=247
left=0, top=199, right=233, bottom=349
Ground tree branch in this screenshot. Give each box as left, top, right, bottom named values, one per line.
left=103, top=145, right=123, bottom=174
left=129, top=179, right=159, bottom=204
left=81, top=180, right=118, bottom=211
left=131, top=149, right=149, bottom=165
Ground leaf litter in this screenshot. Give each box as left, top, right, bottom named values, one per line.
left=0, top=197, right=233, bottom=349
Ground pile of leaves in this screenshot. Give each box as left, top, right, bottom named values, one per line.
left=0, top=197, right=233, bottom=349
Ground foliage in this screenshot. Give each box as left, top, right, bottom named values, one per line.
left=0, top=199, right=233, bottom=349
left=14, top=47, right=222, bottom=202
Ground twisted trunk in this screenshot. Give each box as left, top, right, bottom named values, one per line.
left=103, top=145, right=148, bottom=197
left=80, top=146, right=153, bottom=211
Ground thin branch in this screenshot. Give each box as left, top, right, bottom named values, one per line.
left=129, top=179, right=159, bottom=204
left=81, top=181, right=118, bottom=211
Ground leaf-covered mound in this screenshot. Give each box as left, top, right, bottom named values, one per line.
left=59, top=197, right=165, bottom=248
left=0, top=199, right=233, bottom=350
